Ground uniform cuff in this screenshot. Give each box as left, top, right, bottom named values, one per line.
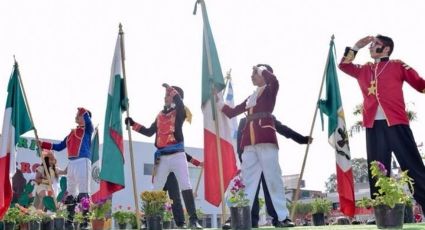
left=190, top=158, right=201, bottom=167
left=132, top=122, right=143, bottom=131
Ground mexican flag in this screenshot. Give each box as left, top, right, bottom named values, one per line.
left=199, top=1, right=238, bottom=207
left=319, top=39, right=355, bottom=217
left=92, top=34, right=126, bottom=202
left=0, top=63, right=33, bottom=218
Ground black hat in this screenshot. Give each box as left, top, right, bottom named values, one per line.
left=256, top=64, right=273, bottom=73
left=172, top=86, right=184, bottom=99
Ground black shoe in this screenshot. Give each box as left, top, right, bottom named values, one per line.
left=275, top=218, right=295, bottom=227
left=222, top=220, right=231, bottom=229
left=177, top=223, right=187, bottom=229
left=252, top=223, right=259, bottom=228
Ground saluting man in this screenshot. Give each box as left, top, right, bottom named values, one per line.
left=339, top=34, right=425, bottom=209
left=125, top=84, right=203, bottom=229
left=219, top=64, right=295, bottom=227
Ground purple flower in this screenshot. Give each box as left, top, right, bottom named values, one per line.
left=80, top=197, right=91, bottom=211
left=376, top=161, right=388, bottom=175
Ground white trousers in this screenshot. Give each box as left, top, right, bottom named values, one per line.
left=68, top=158, right=91, bottom=196
left=241, top=143, right=288, bottom=221
left=153, top=152, right=192, bottom=191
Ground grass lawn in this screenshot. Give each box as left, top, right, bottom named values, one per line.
left=202, top=223, right=425, bottom=230
left=250, top=223, right=425, bottom=229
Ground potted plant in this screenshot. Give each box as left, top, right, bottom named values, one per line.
left=141, top=190, right=169, bottom=230
left=228, top=175, right=251, bottom=230
left=311, top=198, right=331, bottom=226
left=162, top=202, right=173, bottom=229
left=17, top=212, right=31, bottom=230
left=75, top=196, right=91, bottom=229
left=40, top=212, right=53, bottom=230
left=3, top=207, right=20, bottom=230
left=356, top=161, right=414, bottom=229
left=90, top=198, right=112, bottom=230
left=53, top=203, right=68, bottom=230
left=112, top=206, right=132, bottom=229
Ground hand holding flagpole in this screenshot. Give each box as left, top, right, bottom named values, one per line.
left=290, top=35, right=335, bottom=220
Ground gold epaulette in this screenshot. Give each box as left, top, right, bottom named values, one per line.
left=342, top=49, right=356, bottom=64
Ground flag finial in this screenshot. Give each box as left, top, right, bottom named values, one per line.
left=13, top=55, right=18, bottom=67
left=119, top=23, right=123, bottom=35
left=331, top=34, right=335, bottom=40
left=225, top=68, right=232, bottom=80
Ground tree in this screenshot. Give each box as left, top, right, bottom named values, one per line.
left=349, top=103, right=417, bottom=136
left=325, top=158, right=368, bottom=193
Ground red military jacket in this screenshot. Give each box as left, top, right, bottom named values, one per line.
left=339, top=47, right=425, bottom=128
left=222, top=69, right=279, bottom=149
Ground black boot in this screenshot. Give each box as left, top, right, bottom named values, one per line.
left=64, top=195, right=76, bottom=230
left=181, top=189, right=202, bottom=229
left=77, top=193, right=90, bottom=230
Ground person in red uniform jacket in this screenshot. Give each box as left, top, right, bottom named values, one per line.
left=339, top=34, right=425, bottom=209
left=125, top=84, right=202, bottom=229
left=40, top=107, right=93, bottom=229
left=219, top=64, right=295, bottom=227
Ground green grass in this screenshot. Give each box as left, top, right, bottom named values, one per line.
left=205, top=223, right=425, bottom=230
left=250, top=223, right=425, bottom=229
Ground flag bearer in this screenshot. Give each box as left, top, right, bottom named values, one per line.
left=40, top=107, right=93, bottom=230
left=339, top=34, right=425, bottom=209
left=125, top=84, right=203, bottom=229
left=218, top=64, right=295, bottom=227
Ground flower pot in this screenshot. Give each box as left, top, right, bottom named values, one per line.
left=28, top=220, right=41, bottom=230
left=312, top=213, right=325, bottom=226
left=162, top=220, right=171, bottom=229
left=146, top=215, right=163, bottom=230
left=20, top=223, right=29, bottom=230
left=374, top=204, right=405, bottom=229
left=91, top=219, right=105, bottom=230
left=41, top=220, right=53, bottom=230
left=53, top=217, right=65, bottom=230
left=404, top=205, right=414, bottom=223
left=4, top=222, right=15, bottom=230
left=230, top=206, right=251, bottom=230
left=118, top=223, right=127, bottom=229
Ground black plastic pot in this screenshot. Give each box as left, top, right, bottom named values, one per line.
left=28, top=220, right=41, bottom=230
left=53, top=217, right=65, bottom=230
left=230, top=206, right=252, bottom=230
left=3, top=222, right=15, bottom=230
left=374, top=204, right=405, bottom=229
left=404, top=205, right=414, bottom=223
left=312, top=213, right=325, bottom=226
left=146, top=215, right=163, bottom=230
left=41, top=220, right=53, bottom=230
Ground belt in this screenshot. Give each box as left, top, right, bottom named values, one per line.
left=246, top=112, right=272, bottom=122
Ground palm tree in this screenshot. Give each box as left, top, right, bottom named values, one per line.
left=349, top=102, right=417, bottom=136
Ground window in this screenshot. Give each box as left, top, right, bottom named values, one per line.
left=144, top=163, right=154, bottom=175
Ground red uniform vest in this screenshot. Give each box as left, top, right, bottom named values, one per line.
left=156, top=110, right=177, bottom=148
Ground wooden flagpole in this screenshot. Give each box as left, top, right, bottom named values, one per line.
left=199, top=0, right=227, bottom=223
left=118, top=24, right=141, bottom=230
left=13, top=58, right=58, bottom=207
left=290, top=35, right=334, bottom=220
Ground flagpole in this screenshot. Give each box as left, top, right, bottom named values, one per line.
left=290, top=35, right=334, bottom=220
left=199, top=0, right=227, bottom=223
left=13, top=59, right=58, bottom=207
left=118, top=24, right=141, bottom=230
left=193, top=167, right=204, bottom=197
